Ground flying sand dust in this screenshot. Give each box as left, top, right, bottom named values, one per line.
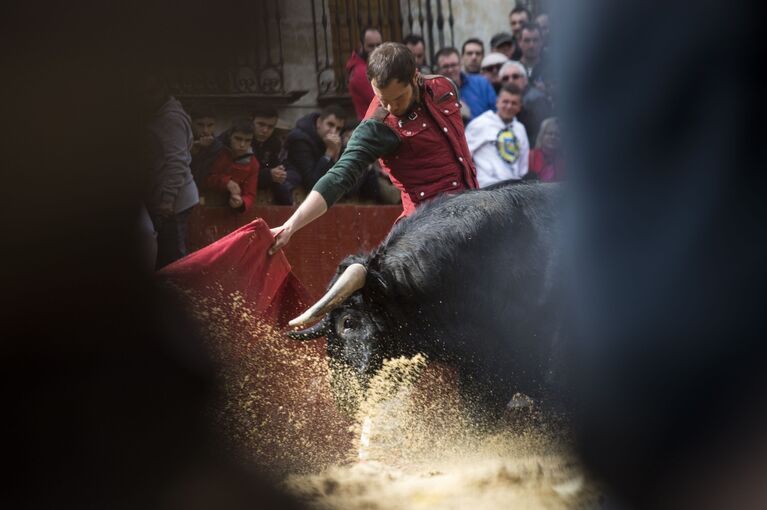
left=178, top=285, right=600, bottom=509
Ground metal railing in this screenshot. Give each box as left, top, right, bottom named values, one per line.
left=167, top=0, right=546, bottom=104
left=168, top=0, right=288, bottom=98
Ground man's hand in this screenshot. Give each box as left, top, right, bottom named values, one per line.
left=229, top=194, right=243, bottom=209
left=268, top=225, right=292, bottom=255
left=226, top=180, right=241, bottom=195
left=270, top=164, right=287, bottom=184
left=323, top=133, right=342, bottom=160
left=266, top=191, right=329, bottom=256
left=198, top=135, right=215, bottom=148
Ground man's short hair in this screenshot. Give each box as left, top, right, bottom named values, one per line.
left=230, top=118, right=254, bottom=136
left=188, top=104, right=217, bottom=120
left=490, top=32, right=515, bottom=49
left=509, top=5, right=531, bottom=18
left=434, top=46, right=460, bottom=62
left=520, top=22, right=542, bottom=36
left=251, top=105, right=279, bottom=119
left=366, top=42, right=416, bottom=87
left=402, top=33, right=425, bottom=46
left=500, top=60, right=527, bottom=77
left=499, top=83, right=524, bottom=97
left=461, top=38, right=484, bottom=55
left=360, top=26, right=382, bottom=44
left=318, top=104, right=347, bottom=121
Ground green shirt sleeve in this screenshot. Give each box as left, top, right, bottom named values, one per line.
left=313, top=119, right=400, bottom=206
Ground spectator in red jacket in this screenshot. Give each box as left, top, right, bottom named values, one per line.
left=206, top=118, right=259, bottom=212
left=528, top=117, right=562, bottom=182
left=347, top=27, right=383, bottom=119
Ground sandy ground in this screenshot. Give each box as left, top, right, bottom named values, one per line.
left=184, top=288, right=600, bottom=509
left=283, top=356, right=600, bottom=510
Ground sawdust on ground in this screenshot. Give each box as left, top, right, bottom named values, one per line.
left=180, top=286, right=600, bottom=509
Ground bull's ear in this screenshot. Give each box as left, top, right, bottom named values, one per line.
left=286, top=320, right=328, bottom=340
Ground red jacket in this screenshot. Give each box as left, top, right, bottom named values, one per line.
left=529, top=148, right=563, bottom=182
left=206, top=149, right=260, bottom=211
left=364, top=75, right=478, bottom=217
left=346, top=51, right=374, bottom=120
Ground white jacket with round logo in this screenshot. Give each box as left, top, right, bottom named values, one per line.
left=465, top=110, right=529, bottom=187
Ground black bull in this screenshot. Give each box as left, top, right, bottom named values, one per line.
left=288, top=182, right=565, bottom=415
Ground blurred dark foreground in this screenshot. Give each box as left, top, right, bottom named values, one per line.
left=2, top=1, right=767, bottom=509
left=557, top=1, right=767, bottom=509
left=0, top=2, right=308, bottom=508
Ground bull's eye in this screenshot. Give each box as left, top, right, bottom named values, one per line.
left=343, top=316, right=358, bottom=330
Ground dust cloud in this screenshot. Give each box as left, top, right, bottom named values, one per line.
left=178, top=285, right=600, bottom=509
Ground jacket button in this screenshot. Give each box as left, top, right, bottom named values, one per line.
left=452, top=181, right=457, bottom=186
left=443, top=127, right=448, bottom=133
left=422, top=123, right=427, bottom=127
left=458, top=156, right=463, bottom=162
left=455, top=103, right=460, bottom=107
left=419, top=191, right=425, bottom=197
left=444, top=109, right=449, bottom=114
left=405, top=130, right=412, bottom=135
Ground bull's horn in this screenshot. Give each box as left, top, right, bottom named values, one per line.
left=289, top=263, right=367, bottom=327
left=286, top=319, right=328, bottom=340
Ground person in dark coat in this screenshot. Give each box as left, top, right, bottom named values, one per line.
left=189, top=104, right=224, bottom=187
left=284, top=104, right=346, bottom=194
left=250, top=105, right=294, bottom=205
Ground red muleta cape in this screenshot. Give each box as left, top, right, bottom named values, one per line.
left=159, top=219, right=309, bottom=327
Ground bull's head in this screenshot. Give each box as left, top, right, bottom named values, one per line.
left=287, top=263, right=392, bottom=385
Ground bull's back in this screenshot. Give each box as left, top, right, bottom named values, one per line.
left=377, top=182, right=563, bottom=406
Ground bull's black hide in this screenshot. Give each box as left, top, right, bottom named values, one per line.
left=292, top=182, right=564, bottom=416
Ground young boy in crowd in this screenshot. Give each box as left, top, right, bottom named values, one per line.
left=205, top=118, right=259, bottom=212
left=250, top=106, right=294, bottom=205
left=189, top=105, right=223, bottom=187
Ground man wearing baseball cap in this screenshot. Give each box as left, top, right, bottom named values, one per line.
left=490, top=32, right=516, bottom=59
left=480, top=52, right=509, bottom=93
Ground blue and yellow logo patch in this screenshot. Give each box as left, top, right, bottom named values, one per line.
left=496, top=128, right=520, bottom=165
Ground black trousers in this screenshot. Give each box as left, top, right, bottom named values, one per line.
left=151, top=206, right=193, bottom=269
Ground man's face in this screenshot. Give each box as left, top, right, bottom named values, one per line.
left=252, top=116, right=278, bottom=143
left=500, top=65, right=528, bottom=90
left=316, top=114, right=344, bottom=139
left=481, top=63, right=503, bottom=85
left=192, top=117, right=216, bottom=140
left=371, top=75, right=417, bottom=118
left=363, top=30, right=383, bottom=55
left=436, top=53, right=461, bottom=84
left=230, top=131, right=254, bottom=157
left=462, top=43, right=483, bottom=73
left=519, top=28, right=542, bottom=61
left=494, top=42, right=515, bottom=59
left=406, top=41, right=425, bottom=66
left=509, top=11, right=529, bottom=38
left=536, top=14, right=550, bottom=41
left=496, top=90, right=522, bottom=123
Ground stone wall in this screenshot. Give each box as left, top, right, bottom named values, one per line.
left=212, top=0, right=526, bottom=131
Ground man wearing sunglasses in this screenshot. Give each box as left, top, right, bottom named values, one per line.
left=480, top=52, right=509, bottom=94
left=499, top=60, right=553, bottom=146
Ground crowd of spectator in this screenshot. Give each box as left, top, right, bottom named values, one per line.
left=143, top=2, right=561, bottom=268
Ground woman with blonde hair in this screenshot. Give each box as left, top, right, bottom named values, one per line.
left=528, top=117, right=562, bottom=182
